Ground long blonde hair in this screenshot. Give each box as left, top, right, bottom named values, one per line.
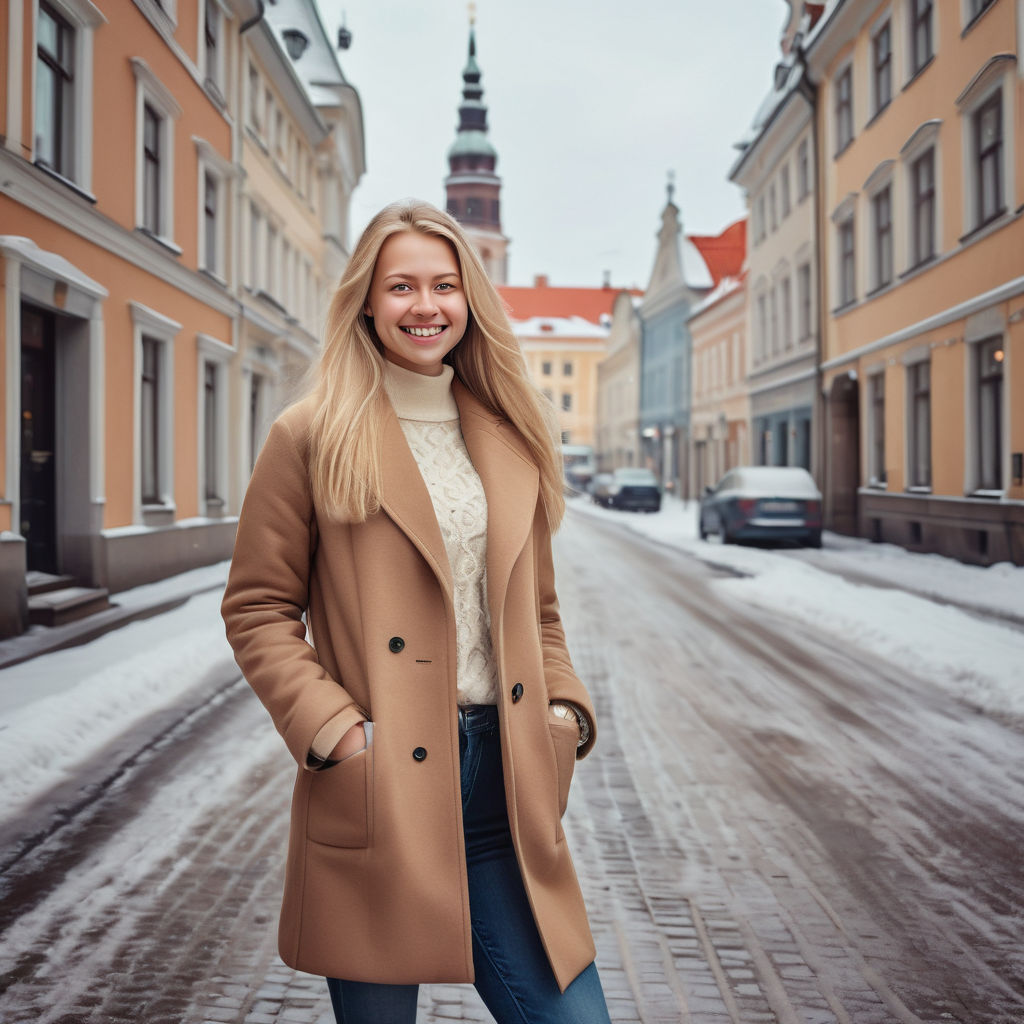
left=307, top=200, right=565, bottom=528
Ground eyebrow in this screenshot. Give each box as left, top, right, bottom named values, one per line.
left=382, top=271, right=460, bottom=283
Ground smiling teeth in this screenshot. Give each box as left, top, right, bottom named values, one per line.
left=403, top=326, right=445, bottom=337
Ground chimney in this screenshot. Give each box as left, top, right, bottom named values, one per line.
left=602, top=269, right=611, bottom=289
left=534, top=274, right=548, bottom=288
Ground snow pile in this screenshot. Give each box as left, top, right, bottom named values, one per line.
left=0, top=589, right=237, bottom=819
left=569, top=495, right=1024, bottom=721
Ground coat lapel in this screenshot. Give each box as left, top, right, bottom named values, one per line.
left=453, top=380, right=540, bottom=633
left=377, top=402, right=454, bottom=598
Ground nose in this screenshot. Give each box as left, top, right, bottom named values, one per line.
left=410, top=288, right=439, bottom=316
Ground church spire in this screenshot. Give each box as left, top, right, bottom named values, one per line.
left=445, top=8, right=508, bottom=283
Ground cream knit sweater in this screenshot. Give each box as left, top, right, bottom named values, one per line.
left=382, top=361, right=500, bottom=707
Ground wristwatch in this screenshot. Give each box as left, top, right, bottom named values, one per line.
left=550, top=701, right=591, bottom=748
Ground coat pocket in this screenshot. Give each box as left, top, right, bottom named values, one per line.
left=548, top=718, right=579, bottom=820
left=306, top=723, right=373, bottom=848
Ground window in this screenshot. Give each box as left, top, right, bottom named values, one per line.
left=248, top=202, right=263, bottom=289
left=563, top=361, right=573, bottom=376
left=872, top=185, right=893, bottom=289
left=132, top=58, right=181, bottom=243
left=202, top=0, right=224, bottom=99
left=910, top=0, right=932, bottom=76
left=756, top=293, right=767, bottom=362
left=768, top=184, right=777, bottom=232
left=541, top=360, right=552, bottom=376
left=203, top=361, right=219, bottom=500
left=780, top=276, right=792, bottom=350
left=975, top=338, right=1004, bottom=490
left=561, top=393, right=572, bottom=412
left=910, top=148, right=935, bottom=266
left=968, top=0, right=997, bottom=24
left=780, top=165, right=791, bottom=219
left=35, top=2, right=75, bottom=177
left=247, top=63, right=261, bottom=132
left=266, top=223, right=278, bottom=297
left=249, top=372, right=264, bottom=472
left=264, top=88, right=274, bottom=147
left=907, top=361, right=931, bottom=488
left=797, top=263, right=812, bottom=340
left=838, top=216, right=856, bottom=307
left=835, top=66, right=854, bottom=153
left=203, top=170, right=218, bottom=272
left=797, top=138, right=811, bottom=199
left=769, top=288, right=778, bottom=355
left=756, top=195, right=766, bottom=244
left=142, top=103, right=162, bottom=234
left=141, top=336, right=162, bottom=504
left=869, top=373, right=886, bottom=486
left=974, top=92, right=1003, bottom=228
left=872, top=21, right=892, bottom=116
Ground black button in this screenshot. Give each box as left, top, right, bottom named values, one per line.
left=388, top=636, right=405, bottom=653
left=511, top=682, right=524, bottom=703
left=412, top=746, right=427, bottom=762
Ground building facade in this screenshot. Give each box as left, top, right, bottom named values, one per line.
left=730, top=4, right=820, bottom=475
left=638, top=185, right=710, bottom=497
left=688, top=269, right=750, bottom=495
left=807, top=0, right=1023, bottom=564
left=0, top=0, right=363, bottom=636
left=444, top=21, right=508, bottom=284
left=595, top=291, right=642, bottom=471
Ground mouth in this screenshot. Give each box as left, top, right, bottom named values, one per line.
left=400, top=325, right=447, bottom=338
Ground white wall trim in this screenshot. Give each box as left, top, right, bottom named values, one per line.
left=6, top=0, right=24, bottom=155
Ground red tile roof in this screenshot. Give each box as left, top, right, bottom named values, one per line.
left=688, top=218, right=747, bottom=288
left=497, top=277, right=643, bottom=323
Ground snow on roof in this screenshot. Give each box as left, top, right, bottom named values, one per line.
left=681, top=236, right=714, bottom=290
left=689, top=274, right=746, bottom=319
left=509, top=315, right=610, bottom=339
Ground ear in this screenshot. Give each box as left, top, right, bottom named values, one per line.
left=363, top=302, right=373, bottom=318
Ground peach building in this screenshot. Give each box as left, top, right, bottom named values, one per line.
left=807, top=0, right=1023, bottom=565
left=0, top=0, right=363, bottom=636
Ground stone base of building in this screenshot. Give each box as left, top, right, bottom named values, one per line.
left=858, top=490, right=1024, bottom=567
left=0, top=519, right=237, bottom=640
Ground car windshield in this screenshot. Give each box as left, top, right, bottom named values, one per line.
left=725, top=467, right=820, bottom=497
left=614, top=469, right=656, bottom=484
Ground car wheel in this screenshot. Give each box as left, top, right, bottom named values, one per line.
left=721, top=525, right=735, bottom=545
left=807, top=530, right=822, bottom=549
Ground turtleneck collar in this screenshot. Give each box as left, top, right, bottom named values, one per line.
left=382, top=360, right=459, bottom=422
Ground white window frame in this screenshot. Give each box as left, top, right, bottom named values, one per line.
left=194, top=136, right=233, bottom=282
left=197, top=334, right=231, bottom=515
left=862, top=159, right=896, bottom=293
left=796, top=260, right=813, bottom=343
left=30, top=0, right=105, bottom=192
left=833, top=59, right=855, bottom=155
left=900, top=119, right=942, bottom=271
left=132, top=57, right=181, bottom=249
left=956, top=57, right=1015, bottom=238
left=869, top=10, right=894, bottom=119
left=246, top=60, right=262, bottom=136
left=902, top=348, right=932, bottom=491
left=905, top=0, right=935, bottom=81
left=865, top=368, right=887, bottom=488
left=796, top=135, right=812, bottom=200
left=831, top=193, right=858, bottom=310
left=198, top=0, right=229, bottom=105
left=131, top=301, right=179, bottom=524
left=963, top=306, right=1008, bottom=496
left=247, top=198, right=264, bottom=290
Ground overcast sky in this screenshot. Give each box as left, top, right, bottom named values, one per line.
left=322, top=1, right=789, bottom=289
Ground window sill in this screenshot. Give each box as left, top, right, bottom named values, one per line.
left=903, top=55, right=934, bottom=92
left=967, top=489, right=1004, bottom=500
left=832, top=298, right=859, bottom=317
left=962, top=3, right=997, bottom=38
left=959, top=208, right=1014, bottom=247
left=834, top=138, right=854, bottom=160
left=136, top=227, right=183, bottom=257
left=141, top=502, right=176, bottom=527
left=906, top=486, right=933, bottom=494
left=33, top=161, right=98, bottom=204
left=199, top=266, right=228, bottom=289
left=245, top=126, right=269, bottom=154
left=256, top=289, right=287, bottom=316
left=866, top=481, right=888, bottom=491
left=899, top=253, right=939, bottom=284
left=202, top=78, right=227, bottom=111
left=865, top=279, right=896, bottom=301
left=864, top=100, right=891, bottom=131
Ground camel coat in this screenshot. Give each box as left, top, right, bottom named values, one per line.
left=221, top=379, right=598, bottom=991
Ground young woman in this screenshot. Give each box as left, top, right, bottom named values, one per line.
left=221, top=201, right=612, bottom=1024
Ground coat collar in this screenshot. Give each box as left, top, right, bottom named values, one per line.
left=376, top=378, right=540, bottom=627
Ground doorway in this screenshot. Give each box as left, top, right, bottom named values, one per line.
left=826, top=374, right=860, bottom=535
left=20, top=305, right=58, bottom=574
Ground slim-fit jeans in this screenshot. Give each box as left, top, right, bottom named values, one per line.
left=327, top=704, right=612, bottom=1024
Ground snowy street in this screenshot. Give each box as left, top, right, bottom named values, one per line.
left=0, top=506, right=1022, bottom=1023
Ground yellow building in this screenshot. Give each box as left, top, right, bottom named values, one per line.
left=688, top=273, right=751, bottom=494
left=0, top=0, right=363, bottom=636
left=807, top=0, right=1023, bottom=564
left=595, top=291, right=642, bottom=471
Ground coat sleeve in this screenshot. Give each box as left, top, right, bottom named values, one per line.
left=534, top=503, right=597, bottom=760
left=221, top=412, right=367, bottom=769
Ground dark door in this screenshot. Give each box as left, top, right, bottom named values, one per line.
left=21, top=306, right=58, bottom=574
left=826, top=375, right=860, bottom=535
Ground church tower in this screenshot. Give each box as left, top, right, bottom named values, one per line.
left=445, top=15, right=509, bottom=284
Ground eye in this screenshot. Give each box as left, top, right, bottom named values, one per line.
left=391, top=283, right=411, bottom=292
left=436, top=281, right=458, bottom=292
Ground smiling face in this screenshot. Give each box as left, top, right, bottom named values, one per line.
left=363, top=230, right=469, bottom=376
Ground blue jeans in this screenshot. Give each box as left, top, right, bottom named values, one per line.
left=327, top=705, right=611, bottom=1024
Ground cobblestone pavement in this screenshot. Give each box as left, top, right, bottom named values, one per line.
left=1, top=510, right=1022, bottom=1023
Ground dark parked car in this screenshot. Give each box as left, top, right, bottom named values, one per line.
left=592, top=468, right=661, bottom=512
left=699, top=466, right=822, bottom=546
